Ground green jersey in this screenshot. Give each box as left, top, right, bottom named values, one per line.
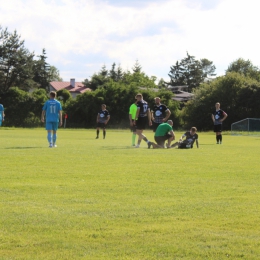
left=129, top=103, right=137, bottom=120
left=155, top=123, right=172, bottom=137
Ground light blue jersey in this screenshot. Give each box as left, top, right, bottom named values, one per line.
left=0, top=104, right=4, bottom=122
left=42, top=99, right=62, bottom=122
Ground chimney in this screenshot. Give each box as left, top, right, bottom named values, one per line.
left=70, top=78, right=75, bottom=88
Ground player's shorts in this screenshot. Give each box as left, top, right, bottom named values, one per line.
left=214, top=124, right=222, bottom=132
left=97, top=122, right=106, bottom=128
left=154, top=134, right=172, bottom=147
left=152, top=122, right=161, bottom=132
left=46, top=122, right=59, bottom=131
left=178, top=141, right=193, bottom=149
left=130, top=120, right=137, bottom=132
left=136, top=117, right=147, bottom=130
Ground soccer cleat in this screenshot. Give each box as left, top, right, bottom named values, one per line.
left=96, top=136, right=99, bottom=139
left=132, top=144, right=135, bottom=146
left=53, top=144, right=57, bottom=148
left=148, top=142, right=152, bottom=149
left=216, top=142, right=219, bottom=144
left=49, top=143, right=53, bottom=148
left=135, top=145, right=140, bottom=148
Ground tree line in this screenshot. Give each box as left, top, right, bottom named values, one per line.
left=1, top=25, right=260, bottom=130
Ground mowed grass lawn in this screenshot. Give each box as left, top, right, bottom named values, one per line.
left=0, top=128, right=260, bottom=260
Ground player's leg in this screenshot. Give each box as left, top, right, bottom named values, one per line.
left=45, top=122, right=53, bottom=147
left=96, top=124, right=100, bottom=139
left=52, top=122, right=59, bottom=147
left=152, top=136, right=165, bottom=149
left=166, top=135, right=174, bottom=148
left=103, top=124, right=106, bottom=139
left=131, top=120, right=137, bottom=146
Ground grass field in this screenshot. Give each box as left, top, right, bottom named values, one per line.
left=1, top=128, right=260, bottom=259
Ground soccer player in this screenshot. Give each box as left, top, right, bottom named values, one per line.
left=134, top=93, right=152, bottom=148
left=96, top=104, right=110, bottom=139
left=41, top=91, right=62, bottom=148
left=129, top=101, right=137, bottom=146
left=0, top=103, right=4, bottom=127
left=171, top=127, right=199, bottom=149
left=212, top=102, right=228, bottom=144
left=148, top=120, right=175, bottom=149
left=151, top=97, right=171, bottom=132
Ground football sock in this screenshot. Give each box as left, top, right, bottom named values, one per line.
left=103, top=130, right=106, bottom=138
left=47, top=133, right=52, bottom=143
left=132, top=134, right=136, bottom=145
left=143, top=136, right=148, bottom=142
left=96, top=130, right=99, bottom=137
left=53, top=134, right=57, bottom=144
left=219, top=135, right=222, bottom=142
left=216, top=135, right=219, bottom=142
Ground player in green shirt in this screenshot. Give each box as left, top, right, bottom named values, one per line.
left=148, top=120, right=175, bottom=149
left=129, top=101, right=137, bottom=146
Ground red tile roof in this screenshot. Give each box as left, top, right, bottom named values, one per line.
left=50, top=81, right=91, bottom=94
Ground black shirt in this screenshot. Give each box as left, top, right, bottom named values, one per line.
left=137, top=100, right=149, bottom=118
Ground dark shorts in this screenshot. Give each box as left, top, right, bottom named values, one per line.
left=97, top=122, right=106, bottom=128
left=154, top=134, right=172, bottom=147
left=136, top=117, right=147, bottom=130
left=152, top=122, right=161, bottom=132
left=130, top=120, right=137, bottom=132
left=214, top=124, right=222, bottom=133
left=178, top=141, right=192, bottom=149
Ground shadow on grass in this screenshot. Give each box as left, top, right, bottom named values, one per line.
left=101, top=146, right=135, bottom=150
left=4, top=147, right=43, bottom=149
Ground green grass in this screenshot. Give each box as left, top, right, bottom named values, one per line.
left=1, top=128, right=260, bottom=259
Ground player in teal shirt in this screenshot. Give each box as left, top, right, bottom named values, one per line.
left=41, top=91, right=62, bottom=147
left=0, top=104, right=4, bottom=126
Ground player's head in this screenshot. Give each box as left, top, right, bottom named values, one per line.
left=101, top=104, right=106, bottom=109
left=190, top=127, right=197, bottom=134
left=154, top=97, right=161, bottom=105
left=167, top=120, right=173, bottom=126
left=135, top=93, right=143, bottom=101
left=49, top=91, right=56, bottom=99
left=215, top=102, right=220, bottom=109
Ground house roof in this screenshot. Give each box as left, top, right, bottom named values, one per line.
left=50, top=81, right=91, bottom=94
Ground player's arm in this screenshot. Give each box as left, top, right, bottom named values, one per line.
left=105, top=114, right=110, bottom=125
left=59, top=110, right=63, bottom=126
left=196, top=139, right=199, bottom=148
left=151, top=111, right=154, bottom=121
left=169, top=130, right=175, bottom=140
left=211, top=114, right=215, bottom=123
left=96, top=113, right=100, bottom=123
left=179, top=134, right=186, bottom=142
left=163, top=109, right=171, bottom=122
left=41, top=110, right=45, bottom=122
left=134, top=108, right=140, bottom=124
left=220, top=112, right=228, bottom=122
left=147, top=108, right=152, bottom=126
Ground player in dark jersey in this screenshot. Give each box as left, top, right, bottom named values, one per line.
left=134, top=93, right=152, bottom=148
left=211, top=102, right=228, bottom=144
left=171, top=127, right=199, bottom=149
left=151, top=97, right=171, bottom=132
left=96, top=104, right=110, bottom=139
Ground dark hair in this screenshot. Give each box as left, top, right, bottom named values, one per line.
left=50, top=91, right=56, bottom=98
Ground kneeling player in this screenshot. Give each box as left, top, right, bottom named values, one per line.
left=171, top=127, right=199, bottom=149
left=148, top=120, right=175, bottom=149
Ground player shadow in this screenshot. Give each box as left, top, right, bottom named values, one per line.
left=4, top=146, right=42, bottom=149
left=101, top=146, right=134, bottom=150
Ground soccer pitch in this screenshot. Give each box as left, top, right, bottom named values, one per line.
left=1, top=128, right=260, bottom=259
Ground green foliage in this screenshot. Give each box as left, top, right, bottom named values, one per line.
left=168, top=52, right=216, bottom=92
left=2, top=87, right=47, bottom=127
left=57, top=88, right=72, bottom=104
left=182, top=72, right=260, bottom=130
left=226, top=58, right=260, bottom=81
left=0, top=26, right=35, bottom=94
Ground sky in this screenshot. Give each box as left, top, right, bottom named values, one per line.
left=1, top=0, right=260, bottom=82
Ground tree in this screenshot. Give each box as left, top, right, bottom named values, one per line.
left=0, top=26, right=35, bottom=94
left=226, top=58, right=260, bottom=81
left=132, top=60, right=142, bottom=73
left=49, top=66, right=62, bottom=81
left=168, top=52, right=216, bottom=92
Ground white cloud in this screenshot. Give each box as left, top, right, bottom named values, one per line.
left=1, top=0, right=260, bottom=81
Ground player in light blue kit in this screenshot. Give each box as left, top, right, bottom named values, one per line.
left=0, top=103, right=4, bottom=126
left=41, top=91, right=62, bottom=147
